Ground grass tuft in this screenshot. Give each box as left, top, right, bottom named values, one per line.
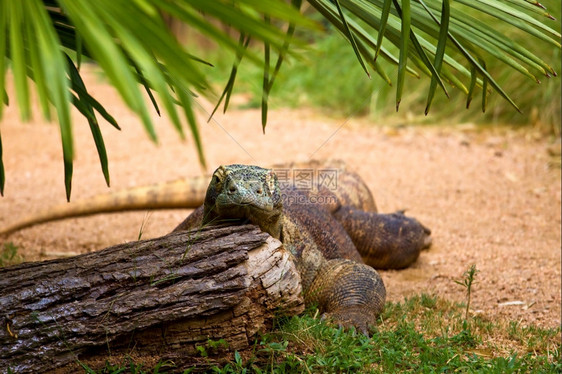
left=0, top=242, right=23, bottom=267
left=455, top=264, right=479, bottom=320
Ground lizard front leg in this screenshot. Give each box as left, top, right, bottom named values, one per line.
left=304, top=257, right=386, bottom=335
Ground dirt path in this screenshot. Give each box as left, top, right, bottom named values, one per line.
left=0, top=69, right=560, bottom=329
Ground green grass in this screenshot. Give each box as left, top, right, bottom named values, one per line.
left=0, top=242, right=23, bottom=267
left=83, top=294, right=561, bottom=373
left=217, top=295, right=561, bottom=373
left=79, top=359, right=177, bottom=374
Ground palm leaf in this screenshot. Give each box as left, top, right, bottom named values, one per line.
left=8, top=2, right=30, bottom=121
left=334, top=0, right=371, bottom=78
left=423, top=0, right=450, bottom=114
left=374, top=0, right=393, bottom=62
left=262, top=16, right=272, bottom=131
left=466, top=65, right=478, bottom=109
left=456, top=0, right=560, bottom=43
left=0, top=0, right=4, bottom=195
left=209, top=34, right=251, bottom=121
left=393, top=0, right=411, bottom=110
left=269, top=0, right=303, bottom=91
left=66, top=54, right=111, bottom=187
left=0, top=130, right=4, bottom=196
left=0, top=4, right=7, bottom=117
left=418, top=1, right=523, bottom=112
left=25, top=0, right=73, bottom=200
left=0, top=0, right=558, bottom=197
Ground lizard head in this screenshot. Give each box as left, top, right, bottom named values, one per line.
left=202, top=164, right=283, bottom=239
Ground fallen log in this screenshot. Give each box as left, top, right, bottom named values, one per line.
left=0, top=225, right=304, bottom=373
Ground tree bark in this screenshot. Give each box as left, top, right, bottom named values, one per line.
left=0, top=225, right=304, bottom=373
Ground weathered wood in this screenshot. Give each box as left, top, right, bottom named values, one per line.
left=0, top=225, right=304, bottom=373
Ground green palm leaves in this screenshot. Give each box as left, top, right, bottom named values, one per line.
left=0, top=0, right=559, bottom=199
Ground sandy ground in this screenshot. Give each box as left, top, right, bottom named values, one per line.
left=0, top=69, right=560, bottom=329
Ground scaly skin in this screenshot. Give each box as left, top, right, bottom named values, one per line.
left=174, top=163, right=431, bottom=332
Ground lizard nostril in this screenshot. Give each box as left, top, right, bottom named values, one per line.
left=228, top=186, right=237, bottom=194
left=256, top=188, right=263, bottom=194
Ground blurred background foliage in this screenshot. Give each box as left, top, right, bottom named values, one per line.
left=192, top=1, right=561, bottom=135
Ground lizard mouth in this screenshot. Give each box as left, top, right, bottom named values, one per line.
left=234, top=201, right=274, bottom=211
left=215, top=197, right=274, bottom=214
left=212, top=200, right=279, bottom=229
left=215, top=201, right=273, bottom=218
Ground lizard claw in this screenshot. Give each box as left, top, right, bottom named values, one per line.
left=321, top=309, right=374, bottom=336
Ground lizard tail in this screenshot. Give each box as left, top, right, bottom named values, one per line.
left=0, top=177, right=209, bottom=236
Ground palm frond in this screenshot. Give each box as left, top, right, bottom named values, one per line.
left=0, top=0, right=559, bottom=197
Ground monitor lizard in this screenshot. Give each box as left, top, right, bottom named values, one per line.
left=172, top=162, right=431, bottom=333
